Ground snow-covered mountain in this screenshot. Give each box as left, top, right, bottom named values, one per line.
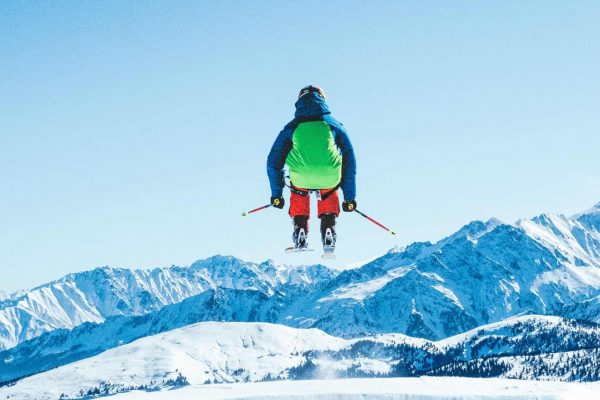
left=518, top=201, right=600, bottom=268
left=296, top=315, right=600, bottom=381
left=0, top=257, right=336, bottom=350
left=562, top=294, right=600, bottom=322
left=288, top=203, right=600, bottom=339
left=2, top=316, right=598, bottom=399
left=0, top=288, right=286, bottom=384
left=4, top=203, right=599, bottom=351
left=0, top=322, right=347, bottom=399
left=2, top=201, right=600, bottom=392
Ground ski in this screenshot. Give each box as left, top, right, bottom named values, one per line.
left=285, top=247, right=315, bottom=253
left=322, top=245, right=336, bottom=259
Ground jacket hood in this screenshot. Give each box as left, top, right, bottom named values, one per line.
left=294, top=92, right=331, bottom=118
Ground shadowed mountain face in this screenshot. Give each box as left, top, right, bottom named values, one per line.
left=1, top=202, right=600, bottom=386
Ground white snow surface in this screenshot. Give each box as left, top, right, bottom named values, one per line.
left=2, top=316, right=589, bottom=400
left=318, top=266, right=414, bottom=302
left=0, top=322, right=350, bottom=400
left=111, top=378, right=599, bottom=400
left=518, top=212, right=600, bottom=268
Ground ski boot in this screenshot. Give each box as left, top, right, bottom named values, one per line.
left=320, top=213, right=337, bottom=259
left=286, top=216, right=311, bottom=253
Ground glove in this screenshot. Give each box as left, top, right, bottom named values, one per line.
left=271, top=196, right=285, bottom=209
left=342, top=200, right=357, bottom=212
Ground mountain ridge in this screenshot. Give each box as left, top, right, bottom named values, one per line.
left=2, top=201, right=600, bottom=388
left=0, top=256, right=337, bottom=350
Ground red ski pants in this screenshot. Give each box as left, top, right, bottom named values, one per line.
left=289, top=187, right=340, bottom=218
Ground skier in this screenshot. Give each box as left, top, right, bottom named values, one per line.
left=267, top=85, right=357, bottom=257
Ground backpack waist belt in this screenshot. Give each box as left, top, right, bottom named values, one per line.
left=288, top=182, right=341, bottom=201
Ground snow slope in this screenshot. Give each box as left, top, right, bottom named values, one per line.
left=518, top=204, right=600, bottom=267
left=0, top=322, right=349, bottom=400
left=112, top=378, right=600, bottom=400
left=2, top=317, right=599, bottom=399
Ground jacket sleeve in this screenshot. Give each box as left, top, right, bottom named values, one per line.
left=333, top=123, right=357, bottom=201
left=266, top=122, right=294, bottom=197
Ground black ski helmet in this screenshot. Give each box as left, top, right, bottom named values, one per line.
left=298, top=85, right=326, bottom=100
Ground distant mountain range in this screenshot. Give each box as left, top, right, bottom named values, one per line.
left=0, top=257, right=335, bottom=350
left=1, top=201, right=599, bottom=396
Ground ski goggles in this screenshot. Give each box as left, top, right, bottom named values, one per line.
left=298, top=86, right=326, bottom=100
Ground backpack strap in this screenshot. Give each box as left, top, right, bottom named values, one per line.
left=289, top=185, right=310, bottom=197
left=320, top=182, right=341, bottom=201
left=284, top=175, right=340, bottom=200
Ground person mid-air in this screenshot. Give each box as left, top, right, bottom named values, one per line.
left=267, top=85, right=357, bottom=258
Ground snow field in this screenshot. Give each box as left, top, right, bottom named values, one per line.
left=112, top=377, right=600, bottom=400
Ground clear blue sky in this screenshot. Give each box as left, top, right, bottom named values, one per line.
left=1, top=1, right=599, bottom=293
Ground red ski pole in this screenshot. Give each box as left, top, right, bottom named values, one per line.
left=354, top=209, right=396, bottom=235
left=242, top=204, right=272, bottom=217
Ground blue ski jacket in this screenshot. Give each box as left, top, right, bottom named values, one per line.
left=267, top=92, right=357, bottom=201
